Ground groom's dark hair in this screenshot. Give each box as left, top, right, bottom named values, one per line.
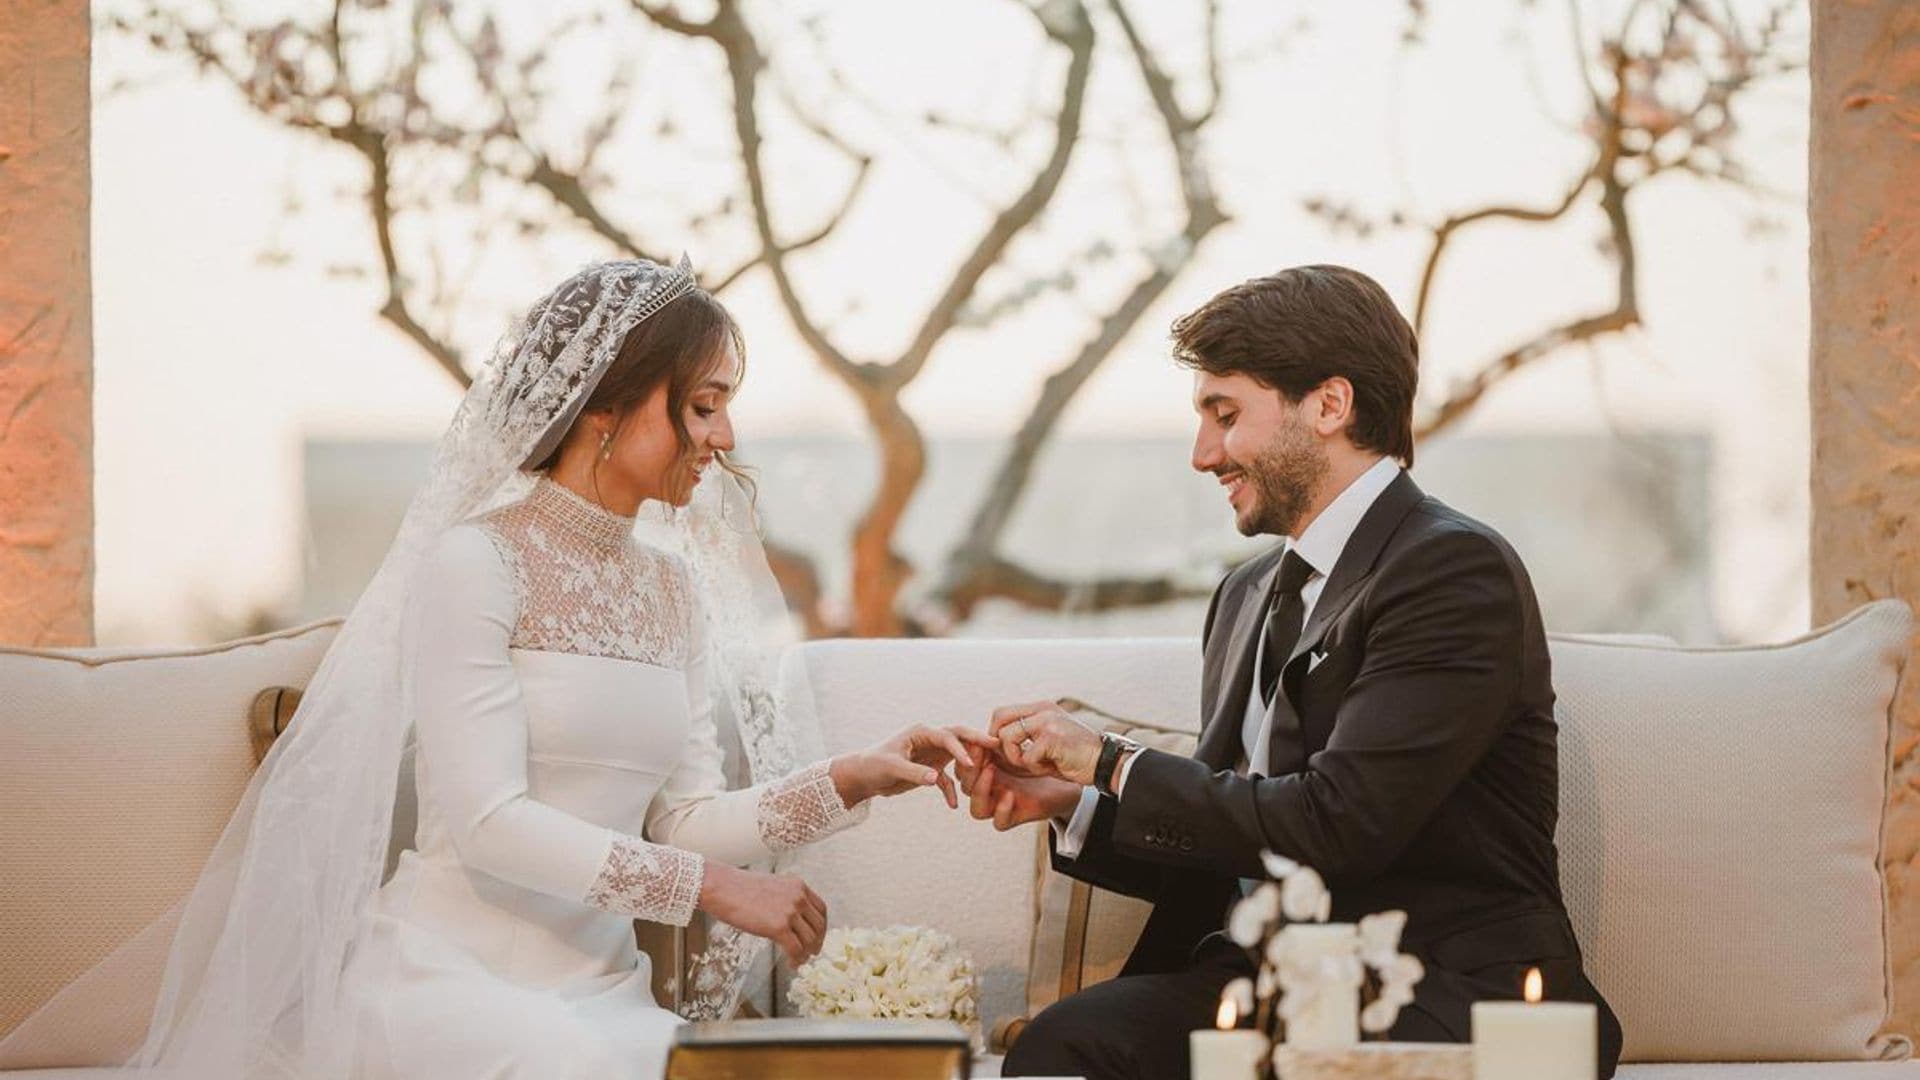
left=1170, top=265, right=1419, bottom=466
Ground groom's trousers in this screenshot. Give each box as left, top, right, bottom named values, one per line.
left=1001, top=934, right=1621, bottom=1080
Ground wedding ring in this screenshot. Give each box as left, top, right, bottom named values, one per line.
left=1020, top=738, right=1036, bottom=755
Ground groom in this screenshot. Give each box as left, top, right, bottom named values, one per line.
left=957, top=266, right=1622, bottom=1080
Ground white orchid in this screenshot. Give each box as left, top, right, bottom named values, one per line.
left=1356, top=910, right=1407, bottom=967
left=1228, top=882, right=1280, bottom=946
left=1225, top=859, right=1426, bottom=1050
left=1360, top=996, right=1401, bottom=1035
left=1260, top=849, right=1301, bottom=879
left=1280, top=866, right=1330, bottom=923
left=1377, top=952, right=1424, bottom=991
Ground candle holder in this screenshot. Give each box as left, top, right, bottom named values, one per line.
left=1270, top=1043, right=1472, bottom=1080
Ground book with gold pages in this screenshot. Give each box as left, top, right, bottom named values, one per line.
left=664, top=1018, right=972, bottom=1080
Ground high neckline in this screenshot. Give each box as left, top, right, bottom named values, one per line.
left=529, top=476, right=637, bottom=548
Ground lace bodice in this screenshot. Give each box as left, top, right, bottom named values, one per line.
left=475, top=477, right=694, bottom=668
left=398, top=475, right=863, bottom=945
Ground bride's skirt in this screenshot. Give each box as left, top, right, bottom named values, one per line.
left=346, top=912, right=684, bottom=1080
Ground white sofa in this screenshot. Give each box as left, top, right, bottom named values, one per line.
left=775, top=603, right=1920, bottom=1077
left=3, top=602, right=1917, bottom=1077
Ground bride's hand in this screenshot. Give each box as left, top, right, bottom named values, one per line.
left=698, top=861, right=829, bottom=966
left=829, top=725, right=999, bottom=809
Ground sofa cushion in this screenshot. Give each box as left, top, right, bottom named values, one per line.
left=1551, top=600, right=1911, bottom=1062
left=0, top=620, right=340, bottom=1067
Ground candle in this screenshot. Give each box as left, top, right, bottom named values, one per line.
left=1190, top=997, right=1267, bottom=1080
left=1278, top=922, right=1360, bottom=1050
left=1471, top=968, right=1596, bottom=1080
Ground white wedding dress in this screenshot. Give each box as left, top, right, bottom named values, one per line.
left=342, top=476, right=863, bottom=1080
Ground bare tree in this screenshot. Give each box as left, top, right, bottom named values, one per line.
left=115, top=0, right=1236, bottom=635
left=111, top=0, right=1801, bottom=636
left=1316, top=0, right=1803, bottom=438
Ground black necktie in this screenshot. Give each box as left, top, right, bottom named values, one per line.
left=1260, top=551, right=1315, bottom=706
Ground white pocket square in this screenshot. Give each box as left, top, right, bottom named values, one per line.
left=1308, top=650, right=1329, bottom=673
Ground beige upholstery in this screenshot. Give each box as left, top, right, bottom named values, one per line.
left=786, top=605, right=1914, bottom=1068
left=3, top=603, right=1914, bottom=1076
left=1551, top=601, right=1911, bottom=1062
left=0, top=620, right=341, bottom=1066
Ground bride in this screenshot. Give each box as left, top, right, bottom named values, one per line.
left=92, top=258, right=984, bottom=1079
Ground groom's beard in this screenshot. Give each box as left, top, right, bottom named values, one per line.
left=1233, top=417, right=1327, bottom=538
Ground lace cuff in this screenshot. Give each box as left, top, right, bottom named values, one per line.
left=756, top=760, right=867, bottom=852
left=584, top=835, right=705, bottom=926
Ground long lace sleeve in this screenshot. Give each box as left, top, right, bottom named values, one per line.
left=407, top=525, right=704, bottom=925
left=644, top=588, right=866, bottom=864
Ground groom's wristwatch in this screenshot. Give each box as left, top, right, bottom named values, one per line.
left=1094, top=732, right=1142, bottom=798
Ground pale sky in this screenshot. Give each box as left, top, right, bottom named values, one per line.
left=89, top=0, right=1813, bottom=643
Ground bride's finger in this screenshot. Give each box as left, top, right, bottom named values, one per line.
left=931, top=728, right=974, bottom=765
left=889, top=754, right=940, bottom=789
left=794, top=903, right=826, bottom=943
left=933, top=766, right=957, bottom=808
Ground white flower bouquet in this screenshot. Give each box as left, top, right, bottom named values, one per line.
left=787, top=925, right=979, bottom=1027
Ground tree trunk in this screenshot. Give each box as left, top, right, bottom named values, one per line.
left=0, top=0, right=93, bottom=646
left=848, top=385, right=925, bottom=637
left=1809, top=0, right=1920, bottom=1040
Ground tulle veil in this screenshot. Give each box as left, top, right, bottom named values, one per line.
left=0, top=256, right=819, bottom=1077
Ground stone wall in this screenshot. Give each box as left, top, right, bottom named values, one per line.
left=0, top=0, right=93, bottom=646
left=1810, top=0, right=1920, bottom=1040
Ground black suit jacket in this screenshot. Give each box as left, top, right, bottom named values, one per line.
left=1053, top=471, right=1588, bottom=980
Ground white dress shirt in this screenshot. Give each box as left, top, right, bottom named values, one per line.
left=1054, top=456, right=1402, bottom=858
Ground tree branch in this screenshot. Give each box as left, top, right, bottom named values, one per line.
left=930, top=0, right=1229, bottom=614
left=942, top=555, right=1212, bottom=620
left=1411, top=168, right=1593, bottom=337
left=707, top=154, right=873, bottom=293
left=887, top=2, right=1097, bottom=388
left=1416, top=39, right=1642, bottom=439
left=350, top=126, right=470, bottom=387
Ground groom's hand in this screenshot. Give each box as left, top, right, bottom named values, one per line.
left=987, top=701, right=1103, bottom=786
left=952, top=742, right=1083, bottom=831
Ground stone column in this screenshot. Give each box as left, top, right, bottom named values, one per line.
left=1810, top=0, right=1920, bottom=1038
left=0, top=0, right=93, bottom=646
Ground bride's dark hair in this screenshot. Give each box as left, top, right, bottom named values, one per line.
left=528, top=286, right=753, bottom=499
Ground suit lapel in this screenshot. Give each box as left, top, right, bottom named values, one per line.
left=1259, top=473, right=1424, bottom=776
left=1283, top=470, right=1426, bottom=671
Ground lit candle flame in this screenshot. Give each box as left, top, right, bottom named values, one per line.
left=1217, top=997, right=1238, bottom=1030
left=1523, top=967, right=1544, bottom=1004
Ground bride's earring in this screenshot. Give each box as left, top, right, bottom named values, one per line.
left=599, top=431, right=613, bottom=461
